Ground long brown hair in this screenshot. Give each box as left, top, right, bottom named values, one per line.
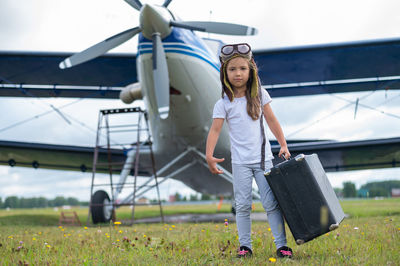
left=220, top=56, right=261, bottom=120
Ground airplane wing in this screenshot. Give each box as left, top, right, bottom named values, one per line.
left=0, top=51, right=137, bottom=98
left=1, top=137, right=399, bottom=174
left=2, top=37, right=400, bottom=98
left=271, top=137, right=400, bottom=172
left=0, top=140, right=152, bottom=176
left=253, top=37, right=400, bottom=97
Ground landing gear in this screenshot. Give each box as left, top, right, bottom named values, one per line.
left=91, top=190, right=113, bottom=224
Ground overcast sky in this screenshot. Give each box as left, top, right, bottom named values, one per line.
left=1, top=0, right=400, bottom=201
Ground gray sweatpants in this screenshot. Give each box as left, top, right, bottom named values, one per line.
left=232, top=161, right=287, bottom=250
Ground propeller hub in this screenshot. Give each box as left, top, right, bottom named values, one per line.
left=139, top=4, right=172, bottom=40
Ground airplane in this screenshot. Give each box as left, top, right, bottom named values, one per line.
left=1, top=0, right=400, bottom=223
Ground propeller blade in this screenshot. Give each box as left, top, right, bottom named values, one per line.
left=152, top=33, right=170, bottom=119
left=124, top=0, right=142, bottom=11
left=59, top=27, right=141, bottom=69
left=170, top=21, right=258, bottom=36
left=163, top=0, right=173, bottom=7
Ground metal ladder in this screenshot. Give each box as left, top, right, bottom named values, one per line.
left=87, top=107, right=164, bottom=225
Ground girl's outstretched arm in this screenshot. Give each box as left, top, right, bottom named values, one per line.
left=206, top=118, right=225, bottom=174
left=263, top=103, right=291, bottom=159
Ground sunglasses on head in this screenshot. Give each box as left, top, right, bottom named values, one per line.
left=220, top=43, right=251, bottom=56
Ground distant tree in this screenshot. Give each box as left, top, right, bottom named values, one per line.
left=174, top=192, right=182, bottom=202
left=360, top=180, right=400, bottom=197
left=4, top=196, right=19, bottom=208
left=189, top=194, right=198, bottom=201
left=369, top=187, right=389, bottom=197
left=342, top=182, right=357, bottom=198
left=201, top=194, right=211, bottom=201
left=52, top=196, right=67, bottom=207
left=19, top=197, right=29, bottom=208
left=37, top=197, right=48, bottom=208
left=31, top=198, right=39, bottom=208
left=0, top=197, right=2, bottom=208
left=67, top=197, right=80, bottom=206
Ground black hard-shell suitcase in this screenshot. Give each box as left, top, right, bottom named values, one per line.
left=264, top=153, right=345, bottom=244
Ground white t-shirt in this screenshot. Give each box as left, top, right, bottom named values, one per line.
left=212, top=89, right=274, bottom=164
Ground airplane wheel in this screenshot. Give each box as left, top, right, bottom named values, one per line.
left=91, top=190, right=113, bottom=224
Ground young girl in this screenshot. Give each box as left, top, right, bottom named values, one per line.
left=205, top=43, right=293, bottom=259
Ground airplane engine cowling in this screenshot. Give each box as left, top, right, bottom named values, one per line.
left=119, top=83, right=143, bottom=104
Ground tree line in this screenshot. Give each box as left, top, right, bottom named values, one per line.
left=336, top=180, right=400, bottom=198
left=0, top=196, right=87, bottom=209
left=1, top=180, right=398, bottom=208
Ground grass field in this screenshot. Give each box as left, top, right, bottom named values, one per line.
left=0, top=198, right=399, bottom=265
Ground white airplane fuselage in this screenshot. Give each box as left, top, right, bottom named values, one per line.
left=136, top=28, right=233, bottom=195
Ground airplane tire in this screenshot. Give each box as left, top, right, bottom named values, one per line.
left=91, top=190, right=112, bottom=224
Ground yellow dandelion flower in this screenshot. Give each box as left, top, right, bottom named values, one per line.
left=107, top=235, right=110, bottom=238
left=272, top=236, right=275, bottom=240
left=269, top=257, right=277, bottom=262
left=32, top=237, right=36, bottom=241
left=105, top=233, right=109, bottom=236
left=224, top=219, right=228, bottom=222
left=46, top=245, right=51, bottom=248
left=268, top=227, right=271, bottom=231
left=84, top=227, right=88, bottom=230
left=7, top=236, right=13, bottom=239
left=114, top=221, right=122, bottom=225
left=119, top=230, right=123, bottom=234
left=201, top=229, right=205, bottom=233
left=38, top=232, right=42, bottom=235
left=236, top=236, right=239, bottom=240
left=117, top=239, right=120, bottom=242
left=164, top=228, right=167, bottom=231
left=361, top=232, right=365, bottom=235
left=61, top=229, right=64, bottom=232
left=134, top=229, right=137, bottom=232
left=171, top=225, right=176, bottom=228
left=149, top=248, right=153, bottom=251
left=143, top=234, right=147, bottom=238
left=169, top=228, right=172, bottom=231
left=64, top=234, right=67, bottom=237
left=58, top=226, right=63, bottom=229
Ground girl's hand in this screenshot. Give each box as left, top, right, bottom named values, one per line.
left=206, top=156, right=225, bottom=174
left=279, top=146, right=291, bottom=160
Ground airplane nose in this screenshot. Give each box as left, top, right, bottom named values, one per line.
left=139, top=4, right=172, bottom=39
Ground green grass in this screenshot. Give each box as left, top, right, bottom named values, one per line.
left=0, top=199, right=399, bottom=265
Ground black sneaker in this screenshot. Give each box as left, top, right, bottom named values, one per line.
left=276, top=246, right=293, bottom=258
left=236, top=246, right=253, bottom=258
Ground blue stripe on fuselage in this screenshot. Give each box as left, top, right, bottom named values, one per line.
left=138, top=28, right=221, bottom=71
